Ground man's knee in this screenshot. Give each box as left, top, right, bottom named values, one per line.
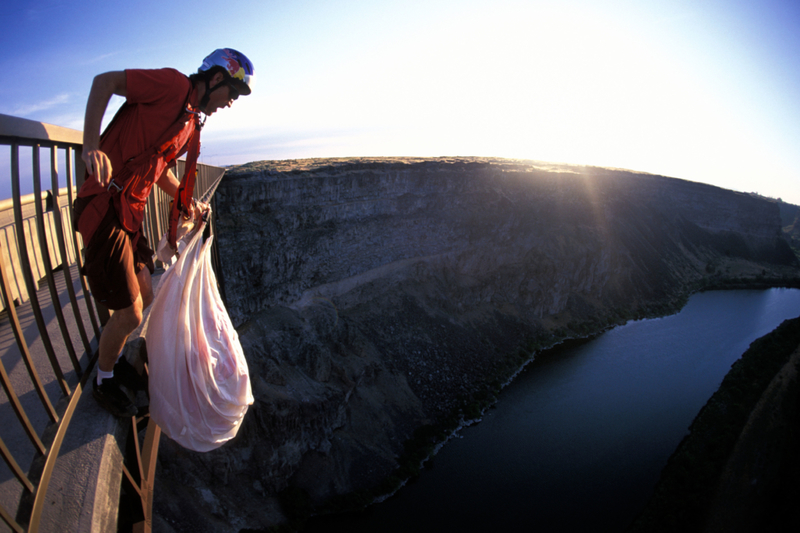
left=114, top=301, right=144, bottom=333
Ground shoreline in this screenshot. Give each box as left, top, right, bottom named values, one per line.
left=627, top=314, right=800, bottom=532
left=283, top=284, right=800, bottom=532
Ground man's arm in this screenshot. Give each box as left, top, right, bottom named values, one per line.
left=157, top=168, right=208, bottom=221
left=156, top=167, right=180, bottom=198
left=82, top=71, right=127, bottom=187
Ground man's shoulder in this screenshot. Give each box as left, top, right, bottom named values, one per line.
left=125, top=68, right=190, bottom=103
left=126, top=67, right=186, bottom=80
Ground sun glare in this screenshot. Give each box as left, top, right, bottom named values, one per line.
left=195, top=1, right=798, bottom=203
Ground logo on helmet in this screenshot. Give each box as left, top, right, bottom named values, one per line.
left=221, top=50, right=246, bottom=81
left=200, top=48, right=255, bottom=95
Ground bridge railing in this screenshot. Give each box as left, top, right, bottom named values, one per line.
left=0, top=112, right=225, bottom=532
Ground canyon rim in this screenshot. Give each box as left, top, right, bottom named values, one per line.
left=152, top=157, right=800, bottom=532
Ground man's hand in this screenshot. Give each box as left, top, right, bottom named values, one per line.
left=82, top=148, right=113, bottom=187
left=189, top=199, right=210, bottom=223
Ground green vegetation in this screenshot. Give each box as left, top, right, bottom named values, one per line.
left=627, top=315, right=800, bottom=532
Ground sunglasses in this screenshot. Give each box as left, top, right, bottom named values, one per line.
left=227, top=82, right=240, bottom=101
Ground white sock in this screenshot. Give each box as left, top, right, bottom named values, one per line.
left=97, top=350, right=125, bottom=385
left=97, top=368, right=114, bottom=386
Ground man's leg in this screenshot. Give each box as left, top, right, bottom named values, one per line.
left=97, top=295, right=143, bottom=373
left=96, top=267, right=153, bottom=373
left=93, top=268, right=153, bottom=417
left=139, top=266, right=154, bottom=310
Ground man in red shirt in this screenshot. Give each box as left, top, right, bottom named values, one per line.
left=75, top=49, right=255, bottom=417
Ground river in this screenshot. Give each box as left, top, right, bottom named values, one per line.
left=306, top=288, right=800, bottom=532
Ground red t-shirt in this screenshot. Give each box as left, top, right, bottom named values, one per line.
left=78, top=68, right=198, bottom=199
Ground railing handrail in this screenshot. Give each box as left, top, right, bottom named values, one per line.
left=0, top=112, right=226, bottom=532
left=0, top=188, right=71, bottom=212
left=0, top=113, right=83, bottom=146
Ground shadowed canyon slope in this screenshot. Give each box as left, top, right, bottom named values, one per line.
left=153, top=157, right=799, bottom=532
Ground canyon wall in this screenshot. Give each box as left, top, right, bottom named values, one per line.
left=153, top=158, right=798, bottom=532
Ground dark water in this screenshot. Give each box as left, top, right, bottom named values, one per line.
left=306, top=289, right=800, bottom=533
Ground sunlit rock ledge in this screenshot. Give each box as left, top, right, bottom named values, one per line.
left=152, top=157, right=799, bottom=532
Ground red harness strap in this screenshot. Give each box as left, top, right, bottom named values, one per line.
left=167, top=115, right=202, bottom=250
left=76, top=107, right=201, bottom=247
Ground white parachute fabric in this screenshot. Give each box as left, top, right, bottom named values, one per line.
left=144, top=219, right=253, bottom=452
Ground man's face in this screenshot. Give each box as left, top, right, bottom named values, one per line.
left=204, top=83, right=237, bottom=115
left=203, top=71, right=238, bottom=115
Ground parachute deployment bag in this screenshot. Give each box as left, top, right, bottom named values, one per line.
left=144, top=219, right=253, bottom=451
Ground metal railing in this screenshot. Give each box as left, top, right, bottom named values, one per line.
left=0, top=113, right=225, bottom=532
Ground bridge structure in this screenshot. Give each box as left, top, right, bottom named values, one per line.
left=0, top=113, right=226, bottom=532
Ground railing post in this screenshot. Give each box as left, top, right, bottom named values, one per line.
left=10, top=142, right=71, bottom=396
left=51, top=146, right=94, bottom=357
left=32, top=144, right=82, bottom=375
left=66, top=145, right=102, bottom=340
left=75, top=145, right=87, bottom=191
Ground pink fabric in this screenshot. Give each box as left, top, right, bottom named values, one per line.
left=145, top=221, right=253, bottom=452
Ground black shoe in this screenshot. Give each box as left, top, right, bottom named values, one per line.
left=93, top=376, right=138, bottom=418
left=114, top=357, right=148, bottom=392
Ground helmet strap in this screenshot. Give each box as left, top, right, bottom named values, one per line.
left=198, top=77, right=229, bottom=114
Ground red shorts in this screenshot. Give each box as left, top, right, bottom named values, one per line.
left=74, top=196, right=155, bottom=310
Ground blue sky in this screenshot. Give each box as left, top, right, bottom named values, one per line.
left=2, top=0, right=799, bottom=205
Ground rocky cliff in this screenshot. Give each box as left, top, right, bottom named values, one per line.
left=152, top=157, right=799, bottom=532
